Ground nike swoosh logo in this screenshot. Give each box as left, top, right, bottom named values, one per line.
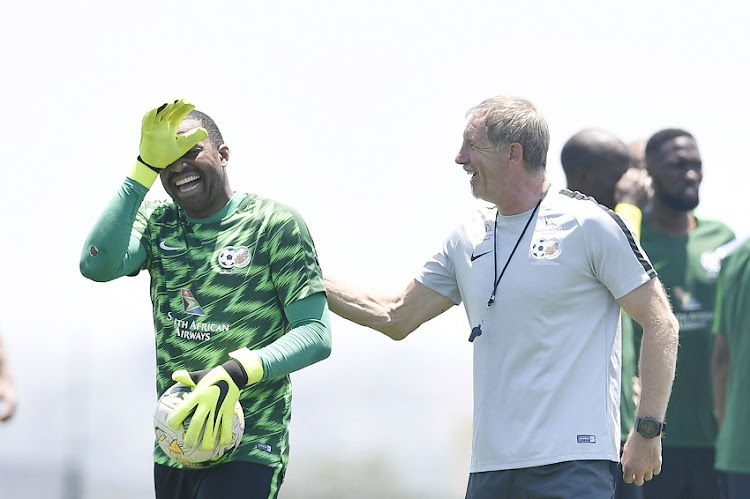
left=214, top=380, right=229, bottom=416
left=159, top=240, right=184, bottom=251
left=470, top=250, right=491, bottom=261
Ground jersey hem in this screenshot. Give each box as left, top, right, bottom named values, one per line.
left=470, top=452, right=619, bottom=473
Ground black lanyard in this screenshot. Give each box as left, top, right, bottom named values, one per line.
left=469, top=198, right=542, bottom=342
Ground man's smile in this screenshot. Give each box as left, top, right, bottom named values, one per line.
left=173, top=173, right=202, bottom=194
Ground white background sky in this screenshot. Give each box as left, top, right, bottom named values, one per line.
left=1, top=1, right=748, bottom=497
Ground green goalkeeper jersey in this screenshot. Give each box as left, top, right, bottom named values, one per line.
left=136, top=191, right=326, bottom=469
left=80, top=179, right=329, bottom=471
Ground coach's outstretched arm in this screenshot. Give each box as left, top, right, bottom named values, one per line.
left=324, top=277, right=455, bottom=340
left=618, top=277, right=679, bottom=486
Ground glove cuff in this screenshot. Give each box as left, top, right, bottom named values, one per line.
left=127, top=159, right=159, bottom=188
left=614, top=203, right=643, bottom=239
left=221, top=360, right=249, bottom=388
left=229, top=348, right=264, bottom=386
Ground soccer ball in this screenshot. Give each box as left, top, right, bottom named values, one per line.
left=153, top=383, right=245, bottom=468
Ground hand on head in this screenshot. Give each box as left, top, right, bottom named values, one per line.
left=128, top=99, right=208, bottom=189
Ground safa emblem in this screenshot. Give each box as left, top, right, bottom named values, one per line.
left=218, top=246, right=252, bottom=269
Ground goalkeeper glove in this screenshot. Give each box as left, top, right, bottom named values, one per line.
left=167, top=349, right=263, bottom=450
left=127, top=99, right=208, bottom=188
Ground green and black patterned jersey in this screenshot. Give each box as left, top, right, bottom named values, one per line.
left=80, top=180, right=329, bottom=472
left=135, top=192, right=325, bottom=469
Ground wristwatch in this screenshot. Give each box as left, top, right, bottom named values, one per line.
left=635, top=417, right=666, bottom=438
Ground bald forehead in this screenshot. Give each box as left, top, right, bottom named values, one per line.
left=563, top=130, right=630, bottom=166
left=570, top=130, right=627, bottom=153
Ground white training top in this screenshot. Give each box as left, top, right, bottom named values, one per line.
left=417, top=187, right=655, bottom=473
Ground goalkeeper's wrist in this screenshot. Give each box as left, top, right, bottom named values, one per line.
left=221, top=359, right=249, bottom=388
left=127, top=158, right=159, bottom=188
left=228, top=348, right=264, bottom=386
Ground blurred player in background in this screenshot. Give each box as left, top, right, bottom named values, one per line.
left=560, top=128, right=651, bottom=499
left=0, top=331, right=17, bottom=422
left=326, top=96, right=679, bottom=498
left=712, top=238, right=750, bottom=499
left=633, top=128, right=734, bottom=499
left=628, top=139, right=648, bottom=171
left=80, top=100, right=331, bottom=499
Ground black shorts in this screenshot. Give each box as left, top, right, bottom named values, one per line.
left=641, top=446, right=719, bottom=499
left=154, top=461, right=284, bottom=499
left=719, top=471, right=750, bottom=499
left=466, top=460, right=617, bottom=499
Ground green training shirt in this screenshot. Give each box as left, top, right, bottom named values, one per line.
left=81, top=179, right=328, bottom=470
left=138, top=191, right=325, bottom=469
left=712, top=238, right=750, bottom=473
left=633, top=217, right=734, bottom=447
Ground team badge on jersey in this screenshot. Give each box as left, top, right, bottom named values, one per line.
left=218, top=246, right=252, bottom=269
left=181, top=288, right=206, bottom=316
left=530, top=237, right=562, bottom=261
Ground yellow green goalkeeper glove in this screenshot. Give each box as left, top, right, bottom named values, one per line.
left=167, top=349, right=263, bottom=450
left=127, top=99, right=208, bottom=188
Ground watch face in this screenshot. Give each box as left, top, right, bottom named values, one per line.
left=638, top=419, right=660, bottom=437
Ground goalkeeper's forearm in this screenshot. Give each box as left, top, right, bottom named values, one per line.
left=79, top=178, right=148, bottom=281
left=238, top=293, right=332, bottom=381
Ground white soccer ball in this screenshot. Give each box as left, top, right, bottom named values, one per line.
left=153, top=382, right=245, bottom=468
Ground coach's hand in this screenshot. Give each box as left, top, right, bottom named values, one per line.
left=621, top=431, right=663, bottom=486
left=167, top=349, right=263, bottom=450
left=128, top=99, right=208, bottom=188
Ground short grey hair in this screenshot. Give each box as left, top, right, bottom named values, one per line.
left=467, top=96, right=550, bottom=171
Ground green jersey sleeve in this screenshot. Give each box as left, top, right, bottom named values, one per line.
left=255, top=292, right=332, bottom=380
left=80, top=178, right=151, bottom=281
left=268, top=205, right=326, bottom=305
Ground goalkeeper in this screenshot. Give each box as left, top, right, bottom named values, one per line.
left=79, top=99, right=332, bottom=499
